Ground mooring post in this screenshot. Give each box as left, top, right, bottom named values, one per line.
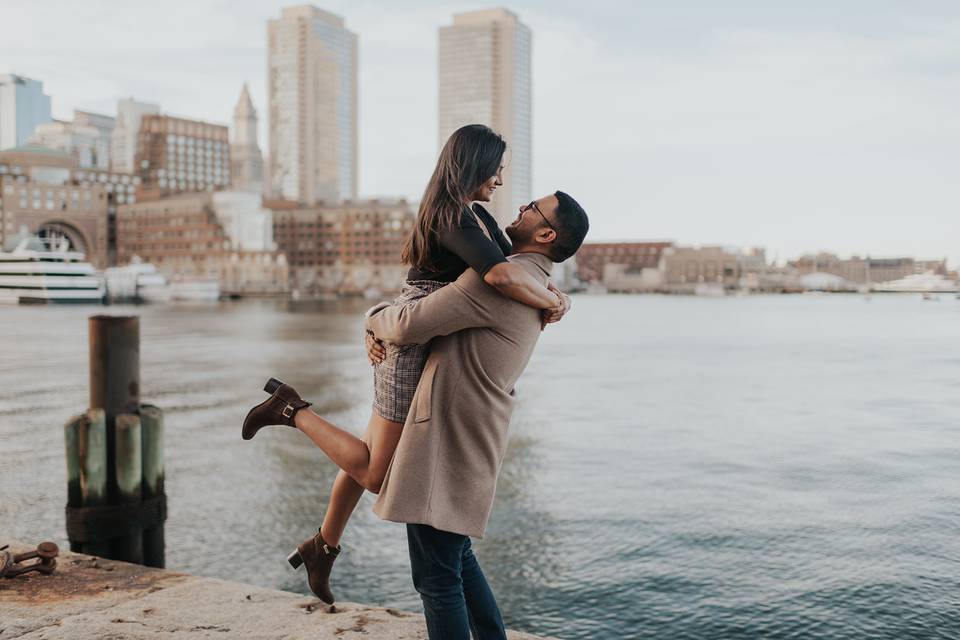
left=67, top=314, right=165, bottom=565
left=140, top=404, right=166, bottom=568
left=79, top=409, right=109, bottom=557
left=113, top=414, right=143, bottom=563
left=88, top=315, right=140, bottom=505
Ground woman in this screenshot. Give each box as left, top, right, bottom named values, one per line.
left=242, top=124, right=569, bottom=604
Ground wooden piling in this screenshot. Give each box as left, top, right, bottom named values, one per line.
left=113, top=414, right=143, bottom=564
left=63, top=415, right=84, bottom=552
left=88, top=315, right=140, bottom=419
left=88, top=315, right=140, bottom=504
left=79, top=409, right=109, bottom=557
left=140, top=404, right=165, bottom=568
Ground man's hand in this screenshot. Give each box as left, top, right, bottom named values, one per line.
left=365, top=329, right=386, bottom=365
left=541, top=283, right=571, bottom=329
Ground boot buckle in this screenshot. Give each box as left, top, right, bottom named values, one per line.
left=282, top=403, right=296, bottom=419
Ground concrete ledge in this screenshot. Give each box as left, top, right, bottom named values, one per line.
left=0, top=542, right=553, bottom=639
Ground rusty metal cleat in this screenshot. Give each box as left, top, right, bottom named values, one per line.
left=1, top=541, right=59, bottom=579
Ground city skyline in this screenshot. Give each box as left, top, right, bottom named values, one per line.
left=1, top=1, right=958, bottom=265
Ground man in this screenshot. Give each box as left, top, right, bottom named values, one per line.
left=364, top=191, right=589, bottom=639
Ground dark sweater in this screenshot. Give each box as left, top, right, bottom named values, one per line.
left=406, top=204, right=512, bottom=283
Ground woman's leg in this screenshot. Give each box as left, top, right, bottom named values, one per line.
left=318, top=418, right=403, bottom=546
left=320, top=470, right=364, bottom=548
left=294, top=410, right=404, bottom=493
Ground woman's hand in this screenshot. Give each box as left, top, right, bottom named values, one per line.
left=485, top=262, right=562, bottom=311
left=541, top=283, right=571, bottom=329
left=365, top=330, right=386, bottom=365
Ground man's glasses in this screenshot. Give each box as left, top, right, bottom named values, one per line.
left=523, top=201, right=556, bottom=232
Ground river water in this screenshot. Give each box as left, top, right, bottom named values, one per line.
left=2, top=294, right=959, bottom=639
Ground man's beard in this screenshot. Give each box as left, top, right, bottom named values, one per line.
left=506, top=224, right=532, bottom=246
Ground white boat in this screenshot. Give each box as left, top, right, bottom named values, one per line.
left=585, top=281, right=608, bottom=295
left=0, top=236, right=104, bottom=304
left=163, top=279, right=221, bottom=303
left=798, top=272, right=858, bottom=292
left=105, top=258, right=219, bottom=303
left=872, top=271, right=959, bottom=293
left=694, top=283, right=726, bottom=297
left=104, top=257, right=168, bottom=303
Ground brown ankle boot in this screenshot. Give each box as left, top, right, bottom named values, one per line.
left=241, top=378, right=312, bottom=440
left=287, top=529, right=341, bottom=604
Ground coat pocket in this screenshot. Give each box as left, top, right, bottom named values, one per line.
left=414, top=359, right=438, bottom=423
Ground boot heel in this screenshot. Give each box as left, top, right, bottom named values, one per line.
left=287, top=549, right=303, bottom=569
left=264, top=378, right=285, bottom=394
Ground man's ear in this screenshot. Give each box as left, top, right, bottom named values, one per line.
left=534, top=227, right=556, bottom=245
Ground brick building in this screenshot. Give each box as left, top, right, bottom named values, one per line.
left=135, top=114, right=231, bottom=198
left=662, top=245, right=742, bottom=291
left=574, top=241, right=674, bottom=290
left=269, top=198, right=415, bottom=295
left=116, top=191, right=287, bottom=294
left=0, top=147, right=139, bottom=267
left=789, top=253, right=945, bottom=284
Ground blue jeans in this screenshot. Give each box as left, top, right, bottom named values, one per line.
left=406, top=523, right=507, bottom=640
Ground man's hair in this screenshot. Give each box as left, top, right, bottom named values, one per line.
left=549, top=191, right=589, bottom=262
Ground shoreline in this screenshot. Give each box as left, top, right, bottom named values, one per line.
left=0, top=541, right=554, bottom=639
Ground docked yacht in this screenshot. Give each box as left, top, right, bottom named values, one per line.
left=0, top=236, right=104, bottom=304
left=105, top=257, right=221, bottom=303
left=104, top=257, right=168, bottom=303
left=872, top=271, right=959, bottom=293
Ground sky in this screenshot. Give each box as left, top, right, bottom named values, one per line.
left=2, top=0, right=959, bottom=266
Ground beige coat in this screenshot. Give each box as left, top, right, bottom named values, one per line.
left=364, top=252, right=553, bottom=538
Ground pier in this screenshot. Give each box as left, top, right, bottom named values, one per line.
left=0, top=541, right=552, bottom=639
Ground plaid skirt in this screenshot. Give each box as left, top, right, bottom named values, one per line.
left=372, top=279, right=449, bottom=422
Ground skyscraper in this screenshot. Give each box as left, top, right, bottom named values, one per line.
left=230, top=84, right=264, bottom=194
left=268, top=5, right=358, bottom=204
left=111, top=97, right=160, bottom=174
left=438, top=9, right=532, bottom=225
left=0, top=74, right=52, bottom=150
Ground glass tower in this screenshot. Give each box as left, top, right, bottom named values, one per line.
left=268, top=5, right=358, bottom=204
left=0, top=74, right=52, bottom=151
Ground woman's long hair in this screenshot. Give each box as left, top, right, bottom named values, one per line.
left=401, top=124, right=506, bottom=271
